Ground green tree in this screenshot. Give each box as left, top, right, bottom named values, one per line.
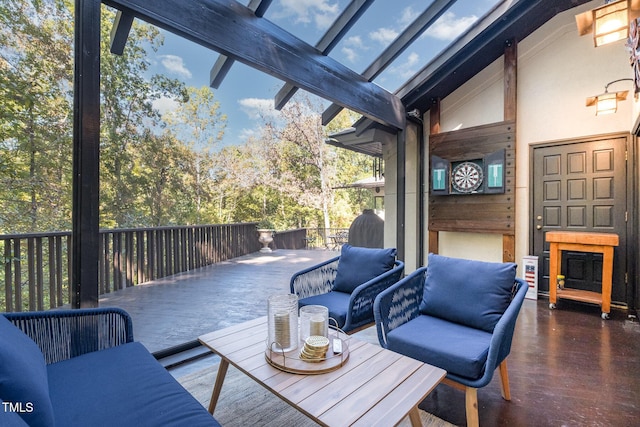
left=259, top=95, right=337, bottom=230
left=161, top=86, right=227, bottom=224
left=99, top=8, right=188, bottom=228
left=135, top=130, right=196, bottom=226
left=0, top=0, right=74, bottom=233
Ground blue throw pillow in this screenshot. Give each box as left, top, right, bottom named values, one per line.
left=419, top=254, right=517, bottom=332
left=0, top=315, right=55, bottom=427
left=332, top=244, right=397, bottom=293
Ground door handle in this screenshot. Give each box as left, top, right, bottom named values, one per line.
left=536, top=225, right=542, bottom=230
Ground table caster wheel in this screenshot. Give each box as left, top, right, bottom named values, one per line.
left=549, top=303, right=556, bottom=310
left=601, top=312, right=609, bottom=320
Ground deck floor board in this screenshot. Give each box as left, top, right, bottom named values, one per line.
left=99, top=249, right=336, bottom=353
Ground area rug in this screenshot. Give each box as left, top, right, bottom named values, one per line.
left=178, top=361, right=455, bottom=427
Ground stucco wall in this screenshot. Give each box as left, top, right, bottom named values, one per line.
left=423, top=1, right=637, bottom=270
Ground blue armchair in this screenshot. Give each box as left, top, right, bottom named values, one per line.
left=290, top=244, right=404, bottom=333
left=374, top=254, right=528, bottom=427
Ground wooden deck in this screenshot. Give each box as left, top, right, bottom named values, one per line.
left=100, top=250, right=640, bottom=426
left=98, top=249, right=336, bottom=353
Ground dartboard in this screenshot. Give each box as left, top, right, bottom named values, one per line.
left=451, top=161, right=483, bottom=193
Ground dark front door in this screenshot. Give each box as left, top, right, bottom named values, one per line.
left=531, top=135, right=628, bottom=305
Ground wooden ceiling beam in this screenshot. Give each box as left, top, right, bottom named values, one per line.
left=209, top=0, right=272, bottom=89
left=273, top=0, right=374, bottom=110
left=102, top=0, right=405, bottom=129
left=109, top=10, right=134, bottom=55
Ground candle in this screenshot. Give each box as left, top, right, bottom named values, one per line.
left=310, top=315, right=326, bottom=337
left=274, top=312, right=291, bottom=349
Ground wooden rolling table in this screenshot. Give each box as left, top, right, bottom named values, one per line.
left=546, top=231, right=619, bottom=319
left=199, top=316, right=446, bottom=427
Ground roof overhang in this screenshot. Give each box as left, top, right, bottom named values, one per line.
left=326, top=125, right=396, bottom=158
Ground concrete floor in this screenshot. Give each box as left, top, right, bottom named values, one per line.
left=98, top=249, right=337, bottom=353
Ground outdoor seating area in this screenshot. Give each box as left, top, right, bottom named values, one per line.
left=1, top=249, right=639, bottom=426
left=3, top=0, right=640, bottom=426
left=1, top=308, right=219, bottom=427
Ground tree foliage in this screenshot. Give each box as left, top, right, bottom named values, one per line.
left=0, top=0, right=74, bottom=233
left=0, top=0, right=379, bottom=235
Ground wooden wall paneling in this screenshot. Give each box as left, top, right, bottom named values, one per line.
left=429, top=121, right=515, bottom=234
left=426, top=38, right=518, bottom=261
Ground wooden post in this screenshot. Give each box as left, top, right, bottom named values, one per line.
left=71, top=0, right=101, bottom=308
left=428, top=98, right=441, bottom=255
left=503, top=39, right=517, bottom=263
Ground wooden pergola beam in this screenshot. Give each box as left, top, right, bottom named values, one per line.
left=102, top=0, right=405, bottom=129
left=109, top=10, right=134, bottom=55
left=209, top=0, right=273, bottom=89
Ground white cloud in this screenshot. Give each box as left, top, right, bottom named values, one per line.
left=370, top=27, right=398, bottom=45
left=389, top=52, right=421, bottom=80
left=152, top=96, right=180, bottom=115
left=275, top=0, right=339, bottom=29
left=239, top=127, right=260, bottom=142
left=399, top=7, right=417, bottom=26
left=404, top=52, right=420, bottom=68
left=341, top=36, right=365, bottom=63
left=346, top=35, right=364, bottom=48
left=238, top=98, right=278, bottom=120
left=315, top=12, right=335, bottom=30
left=341, top=47, right=358, bottom=63
left=158, top=55, right=192, bottom=79
left=426, top=12, right=478, bottom=41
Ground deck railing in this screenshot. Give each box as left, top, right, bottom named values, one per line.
left=303, top=228, right=349, bottom=250
left=0, top=225, right=347, bottom=313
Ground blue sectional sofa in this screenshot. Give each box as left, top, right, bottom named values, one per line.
left=0, top=308, right=219, bottom=427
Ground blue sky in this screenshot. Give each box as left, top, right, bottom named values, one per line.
left=148, top=0, right=500, bottom=147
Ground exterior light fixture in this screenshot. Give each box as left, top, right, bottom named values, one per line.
left=585, top=78, right=634, bottom=115
left=576, top=0, right=640, bottom=47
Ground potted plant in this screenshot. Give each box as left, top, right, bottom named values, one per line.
left=256, top=219, right=275, bottom=253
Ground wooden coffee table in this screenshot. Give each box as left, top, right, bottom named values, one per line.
left=199, top=316, right=445, bottom=427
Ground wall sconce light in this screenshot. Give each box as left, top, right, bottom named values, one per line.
left=585, top=78, right=634, bottom=115
left=576, top=0, right=640, bottom=47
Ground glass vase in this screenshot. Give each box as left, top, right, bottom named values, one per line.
left=267, top=294, right=299, bottom=352
left=299, top=305, right=329, bottom=342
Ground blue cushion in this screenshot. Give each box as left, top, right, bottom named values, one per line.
left=299, top=291, right=351, bottom=329
left=332, top=244, right=397, bottom=293
left=0, top=399, right=29, bottom=426
left=419, top=254, right=517, bottom=332
left=386, top=315, right=492, bottom=380
left=0, top=315, right=55, bottom=427
left=47, top=342, right=219, bottom=427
